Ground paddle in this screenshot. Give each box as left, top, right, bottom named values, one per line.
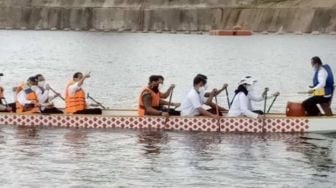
left=267, top=94, right=279, bottom=113
left=87, top=93, right=106, bottom=110
left=48, top=86, right=65, bottom=101
left=214, top=95, right=221, bottom=132
left=262, top=88, right=269, bottom=132
left=225, top=87, right=230, bottom=108
left=163, top=88, right=174, bottom=128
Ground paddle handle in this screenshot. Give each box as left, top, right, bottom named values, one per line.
left=87, top=94, right=106, bottom=109
left=49, top=86, right=65, bottom=101
left=267, top=95, right=279, bottom=113
left=263, top=88, right=269, bottom=114
left=225, top=87, right=230, bottom=108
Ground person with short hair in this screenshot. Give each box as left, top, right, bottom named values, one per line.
left=302, top=56, right=334, bottom=116
left=65, top=72, right=102, bottom=114
left=138, top=75, right=180, bottom=116
left=181, top=74, right=225, bottom=118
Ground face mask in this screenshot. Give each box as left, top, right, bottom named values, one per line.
left=158, top=84, right=163, bottom=91
left=245, top=85, right=253, bottom=91
left=38, top=81, right=45, bottom=88
left=199, top=86, right=206, bottom=94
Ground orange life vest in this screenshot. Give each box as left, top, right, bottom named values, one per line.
left=16, top=88, right=40, bottom=114
left=65, top=81, right=86, bottom=114
left=138, top=87, right=161, bottom=116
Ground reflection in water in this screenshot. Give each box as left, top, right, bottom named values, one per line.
left=286, top=134, right=335, bottom=177
left=63, top=129, right=89, bottom=159
left=138, top=130, right=168, bottom=155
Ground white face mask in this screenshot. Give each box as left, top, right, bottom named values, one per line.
left=199, top=86, right=206, bottom=94
left=246, top=85, right=254, bottom=91
left=38, top=81, right=46, bottom=88
left=159, top=84, right=163, bottom=91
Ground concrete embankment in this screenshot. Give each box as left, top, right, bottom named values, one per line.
left=0, top=0, right=335, bottom=33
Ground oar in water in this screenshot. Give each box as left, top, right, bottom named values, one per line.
left=267, top=94, right=279, bottom=113
left=87, top=93, right=106, bottom=110
left=163, top=88, right=174, bottom=128
left=48, top=86, right=65, bottom=101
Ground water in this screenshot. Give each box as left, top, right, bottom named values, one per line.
left=0, top=31, right=336, bottom=187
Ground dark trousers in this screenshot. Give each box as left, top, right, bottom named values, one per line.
left=41, top=107, right=63, bottom=114
left=253, top=110, right=264, bottom=115
left=163, top=108, right=181, bottom=116
left=302, top=96, right=331, bottom=116
left=74, top=108, right=102, bottom=115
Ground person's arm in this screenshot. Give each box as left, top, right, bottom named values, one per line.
left=239, top=94, right=259, bottom=119
left=68, top=83, right=81, bottom=97
left=78, top=73, right=90, bottom=87
left=159, top=99, right=180, bottom=107
left=313, top=68, right=327, bottom=90
left=143, top=93, right=163, bottom=115
left=190, top=93, right=218, bottom=118
left=160, top=84, right=175, bottom=99
left=205, top=89, right=217, bottom=106
left=17, top=91, right=32, bottom=105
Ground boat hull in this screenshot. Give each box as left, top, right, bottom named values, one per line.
left=0, top=113, right=335, bottom=133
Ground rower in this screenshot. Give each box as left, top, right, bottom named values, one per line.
left=157, top=75, right=180, bottom=115
left=33, top=74, right=63, bottom=114
left=181, top=74, right=225, bottom=118
left=65, top=72, right=102, bottom=114
left=302, top=56, right=334, bottom=116
left=138, top=75, right=180, bottom=116
left=16, top=76, right=41, bottom=114
left=228, top=76, right=279, bottom=118
left=0, top=73, right=12, bottom=112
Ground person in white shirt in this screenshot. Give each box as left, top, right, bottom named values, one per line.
left=32, top=74, right=63, bottom=114
left=181, top=74, right=226, bottom=118
left=302, top=56, right=334, bottom=116
left=228, top=76, right=279, bottom=119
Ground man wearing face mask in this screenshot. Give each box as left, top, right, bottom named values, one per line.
left=65, top=72, right=102, bottom=114
left=228, top=76, right=279, bottom=118
left=16, top=76, right=41, bottom=113
left=138, top=75, right=180, bottom=116
left=302, top=56, right=334, bottom=116
left=33, top=74, right=63, bottom=114
left=181, top=74, right=222, bottom=118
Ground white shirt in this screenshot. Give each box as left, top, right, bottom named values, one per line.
left=17, top=89, right=34, bottom=106
left=228, top=92, right=259, bottom=119
left=31, top=85, right=51, bottom=110
left=67, top=82, right=82, bottom=97
left=313, top=67, right=328, bottom=90
left=181, top=88, right=207, bottom=116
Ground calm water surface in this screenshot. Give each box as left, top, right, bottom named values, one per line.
left=0, top=31, right=336, bottom=187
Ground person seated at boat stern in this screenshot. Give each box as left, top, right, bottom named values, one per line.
left=302, top=56, right=334, bottom=116
left=32, top=74, right=63, bottom=114
left=228, top=76, right=279, bottom=118
left=65, top=72, right=102, bottom=115
left=138, top=75, right=180, bottom=117
left=181, top=74, right=227, bottom=118
left=16, top=76, right=41, bottom=114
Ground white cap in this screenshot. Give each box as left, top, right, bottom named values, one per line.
left=238, top=76, right=257, bottom=85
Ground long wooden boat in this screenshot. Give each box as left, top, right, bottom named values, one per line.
left=0, top=110, right=335, bottom=133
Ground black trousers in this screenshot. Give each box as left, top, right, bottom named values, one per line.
left=41, top=107, right=63, bottom=114
left=74, top=108, right=102, bottom=115
left=302, top=96, right=331, bottom=116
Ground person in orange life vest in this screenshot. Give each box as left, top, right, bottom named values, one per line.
left=0, top=73, right=12, bottom=112
left=138, top=75, right=180, bottom=116
left=32, top=74, right=63, bottom=114
left=16, top=76, right=41, bottom=113
left=65, top=72, right=102, bottom=114
left=157, top=75, right=181, bottom=115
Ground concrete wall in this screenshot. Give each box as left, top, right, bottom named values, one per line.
left=0, top=0, right=335, bottom=33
